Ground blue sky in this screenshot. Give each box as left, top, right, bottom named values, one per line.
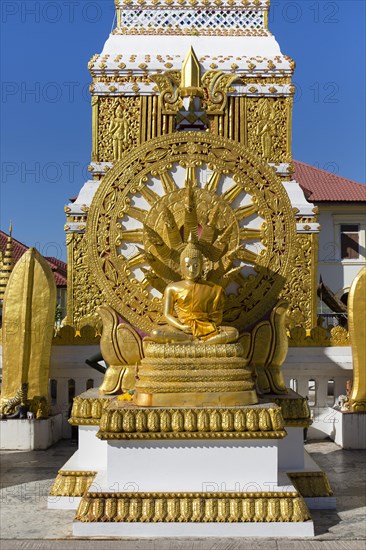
left=1, top=0, right=365, bottom=261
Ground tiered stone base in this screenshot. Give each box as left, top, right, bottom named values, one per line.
left=73, top=490, right=313, bottom=537
left=135, top=342, right=257, bottom=406
left=48, top=389, right=336, bottom=536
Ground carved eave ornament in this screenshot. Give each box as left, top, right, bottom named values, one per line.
left=150, top=47, right=239, bottom=116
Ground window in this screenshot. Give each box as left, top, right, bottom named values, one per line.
left=68, top=379, right=75, bottom=404
left=308, top=379, right=316, bottom=407
left=340, top=224, right=359, bottom=259
left=57, top=288, right=67, bottom=319
left=327, top=379, right=335, bottom=406
left=50, top=379, right=57, bottom=406
left=290, top=378, right=298, bottom=392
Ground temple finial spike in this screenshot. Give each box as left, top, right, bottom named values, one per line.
left=181, top=46, right=201, bottom=91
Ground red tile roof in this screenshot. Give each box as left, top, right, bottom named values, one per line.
left=45, top=256, right=67, bottom=287
left=293, top=160, right=366, bottom=202
left=0, top=232, right=67, bottom=287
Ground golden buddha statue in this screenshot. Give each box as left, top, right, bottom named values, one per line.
left=134, top=237, right=257, bottom=407
left=148, top=238, right=239, bottom=345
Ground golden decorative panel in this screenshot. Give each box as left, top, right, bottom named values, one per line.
left=75, top=491, right=311, bottom=523
left=97, top=97, right=141, bottom=162
left=247, top=97, right=291, bottom=162
left=66, top=233, right=104, bottom=328
left=86, top=131, right=296, bottom=333
left=210, top=96, right=247, bottom=145
left=139, top=95, right=175, bottom=142
left=281, top=233, right=317, bottom=330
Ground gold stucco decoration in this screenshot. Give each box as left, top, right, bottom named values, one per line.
left=52, top=324, right=100, bottom=345
left=288, top=325, right=349, bottom=347
left=288, top=472, right=333, bottom=498
left=149, top=71, right=182, bottom=114
left=98, top=97, right=141, bottom=162
left=66, top=232, right=105, bottom=329
left=86, top=131, right=296, bottom=334
left=281, top=233, right=318, bottom=330
left=247, top=97, right=290, bottom=162
left=151, top=50, right=239, bottom=117
left=271, top=394, right=311, bottom=427
left=49, top=471, right=97, bottom=497
left=69, top=394, right=111, bottom=425
left=96, top=402, right=286, bottom=440
left=68, top=390, right=310, bottom=429
left=75, top=491, right=310, bottom=523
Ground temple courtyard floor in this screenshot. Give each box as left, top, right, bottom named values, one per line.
left=0, top=438, right=365, bottom=550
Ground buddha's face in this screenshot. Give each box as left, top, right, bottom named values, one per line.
left=181, top=256, right=202, bottom=281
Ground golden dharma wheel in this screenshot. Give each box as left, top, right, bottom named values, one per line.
left=87, top=131, right=296, bottom=333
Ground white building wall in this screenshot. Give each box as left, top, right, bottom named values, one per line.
left=317, top=204, right=366, bottom=298
left=49, top=345, right=103, bottom=437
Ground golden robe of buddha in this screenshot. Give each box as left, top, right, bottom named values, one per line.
left=149, top=240, right=238, bottom=344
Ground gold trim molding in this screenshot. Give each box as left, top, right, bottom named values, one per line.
left=97, top=404, right=286, bottom=440
left=288, top=472, right=333, bottom=498
left=271, top=394, right=311, bottom=428
left=69, top=392, right=311, bottom=429
left=69, top=395, right=111, bottom=425
left=49, top=470, right=96, bottom=497
left=288, top=325, right=349, bottom=347
left=52, top=324, right=100, bottom=346
left=75, top=491, right=310, bottom=523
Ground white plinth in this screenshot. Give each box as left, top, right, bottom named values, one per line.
left=307, top=407, right=366, bottom=449
left=278, top=427, right=305, bottom=470
left=107, top=439, right=279, bottom=492
left=333, top=409, right=366, bottom=449
left=90, top=469, right=297, bottom=495
left=0, top=414, right=62, bottom=450
left=73, top=521, right=314, bottom=538
left=78, top=425, right=107, bottom=470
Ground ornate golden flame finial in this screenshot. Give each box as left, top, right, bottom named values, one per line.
left=151, top=47, right=238, bottom=119
left=181, top=46, right=202, bottom=97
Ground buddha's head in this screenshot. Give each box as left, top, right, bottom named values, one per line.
left=115, top=105, right=124, bottom=117
left=180, top=238, right=203, bottom=281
